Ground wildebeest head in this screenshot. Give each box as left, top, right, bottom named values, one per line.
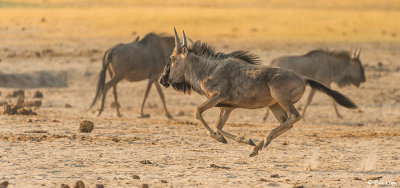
left=348, top=48, right=366, bottom=87
left=160, top=28, right=190, bottom=89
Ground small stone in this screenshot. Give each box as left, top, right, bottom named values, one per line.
left=140, top=160, right=152, bottom=164
left=132, top=175, right=140, bottom=179
left=0, top=181, right=9, bottom=188
left=293, top=185, right=304, bottom=188
left=259, top=178, right=269, bottom=182
left=33, top=90, right=43, bottom=98
left=139, top=184, right=149, bottom=188
left=64, top=104, right=72, bottom=108
left=271, top=174, right=280, bottom=178
left=353, top=177, right=362, bottom=180
left=61, top=184, right=70, bottom=188
left=160, top=180, right=168, bottom=183
left=282, top=142, right=288, bottom=145
left=74, top=180, right=84, bottom=188
left=79, top=120, right=94, bottom=133
left=95, top=184, right=104, bottom=188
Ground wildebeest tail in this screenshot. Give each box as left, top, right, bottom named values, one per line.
left=89, top=49, right=112, bottom=108
left=304, top=77, right=358, bottom=109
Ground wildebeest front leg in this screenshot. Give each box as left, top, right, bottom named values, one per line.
left=214, top=107, right=255, bottom=146
left=154, top=82, right=173, bottom=119
left=195, top=95, right=228, bottom=144
left=138, top=79, right=153, bottom=118
left=97, top=77, right=120, bottom=116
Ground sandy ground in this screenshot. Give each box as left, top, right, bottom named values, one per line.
left=0, top=39, right=400, bottom=188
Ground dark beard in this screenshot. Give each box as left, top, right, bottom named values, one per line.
left=171, top=80, right=193, bottom=94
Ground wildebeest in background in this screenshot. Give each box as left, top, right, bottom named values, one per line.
left=263, top=48, right=365, bottom=121
left=160, top=29, right=358, bottom=157
left=90, top=33, right=174, bottom=118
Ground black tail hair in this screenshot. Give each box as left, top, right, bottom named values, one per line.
left=305, top=78, right=357, bottom=109
left=89, top=49, right=112, bottom=109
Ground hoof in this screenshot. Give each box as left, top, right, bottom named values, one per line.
left=249, top=150, right=258, bottom=157
left=166, top=113, right=173, bottom=119
left=248, top=139, right=256, bottom=146
left=209, top=132, right=227, bottom=144
left=138, top=114, right=150, bottom=118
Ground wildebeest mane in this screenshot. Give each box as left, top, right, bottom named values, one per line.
left=189, top=41, right=260, bottom=65
left=304, top=49, right=351, bottom=60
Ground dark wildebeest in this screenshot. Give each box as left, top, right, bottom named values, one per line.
left=160, top=29, right=358, bottom=157
left=263, top=49, right=365, bottom=121
left=90, top=33, right=174, bottom=118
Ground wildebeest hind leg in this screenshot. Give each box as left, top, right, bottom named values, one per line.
left=112, top=85, right=122, bottom=117
left=214, top=107, right=255, bottom=146
left=194, top=95, right=228, bottom=144
left=250, top=93, right=301, bottom=157
left=138, top=79, right=152, bottom=118
left=154, top=82, right=173, bottom=119
left=301, top=89, right=315, bottom=121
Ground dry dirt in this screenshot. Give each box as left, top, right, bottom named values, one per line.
left=0, top=38, right=399, bottom=187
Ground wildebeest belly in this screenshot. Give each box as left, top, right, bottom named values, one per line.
left=217, top=86, right=276, bottom=109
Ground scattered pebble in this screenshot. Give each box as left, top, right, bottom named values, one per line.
left=139, top=184, right=149, bottom=188
left=132, top=175, right=140, bottom=179
left=61, top=184, right=70, bottom=188
left=111, top=136, right=120, bottom=142
left=74, top=180, right=85, bottom=188
left=95, top=184, right=104, bottom=188
left=353, top=177, right=362, bottom=180
left=293, top=185, right=304, bottom=188
left=79, top=120, right=94, bottom=133
left=64, top=104, right=72, bottom=108
left=140, top=160, right=152, bottom=164
left=259, top=178, right=269, bottom=182
left=0, top=181, right=9, bottom=188
left=271, top=174, right=280, bottom=178
left=209, top=164, right=231, bottom=170
left=282, top=142, right=288, bottom=145
left=160, top=180, right=168, bottom=183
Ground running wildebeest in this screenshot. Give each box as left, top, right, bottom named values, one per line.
left=90, top=33, right=174, bottom=118
left=160, top=28, right=358, bottom=157
left=263, top=48, right=365, bottom=121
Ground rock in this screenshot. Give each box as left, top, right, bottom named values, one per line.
left=33, top=90, right=43, bottom=98
left=259, top=178, right=269, bottom=182
left=353, top=177, right=362, bottom=180
left=139, top=184, right=149, bottom=188
left=74, top=180, right=85, bottom=188
left=140, top=160, right=152, bottom=164
left=79, top=120, right=94, bottom=133
left=271, top=174, right=280, bottom=178
left=64, top=104, right=72, bottom=108
left=95, top=184, right=104, bottom=188
left=0, top=181, right=9, bottom=188
left=293, top=185, right=304, bottom=188
left=160, top=180, right=168, bottom=183
left=132, top=175, right=140, bottom=179
left=61, top=184, right=70, bottom=188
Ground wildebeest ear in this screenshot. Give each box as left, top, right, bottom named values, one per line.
left=134, top=36, right=140, bottom=42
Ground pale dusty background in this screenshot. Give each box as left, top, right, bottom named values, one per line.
left=0, top=0, right=400, bottom=187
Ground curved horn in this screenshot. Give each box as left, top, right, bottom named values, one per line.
left=174, top=27, right=181, bottom=51
left=356, top=47, right=361, bottom=59
left=182, top=30, right=187, bottom=47
left=352, top=47, right=358, bottom=58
